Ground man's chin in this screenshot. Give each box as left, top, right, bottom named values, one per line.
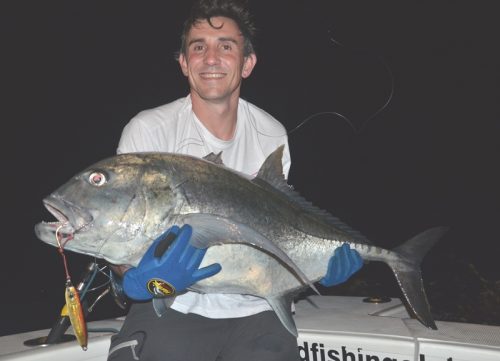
left=193, top=89, right=237, bottom=103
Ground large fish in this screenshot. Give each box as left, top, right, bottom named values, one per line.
left=35, top=145, right=447, bottom=336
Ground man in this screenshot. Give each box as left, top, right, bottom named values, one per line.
left=108, top=1, right=362, bottom=360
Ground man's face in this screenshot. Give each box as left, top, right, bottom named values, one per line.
left=179, top=16, right=256, bottom=103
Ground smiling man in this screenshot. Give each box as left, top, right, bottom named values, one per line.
left=179, top=16, right=257, bottom=141
left=110, top=1, right=297, bottom=360
left=109, top=1, right=362, bottom=360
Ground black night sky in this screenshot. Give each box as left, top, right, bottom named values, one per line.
left=2, top=1, right=499, bottom=336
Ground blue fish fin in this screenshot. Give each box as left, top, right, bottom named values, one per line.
left=184, top=213, right=319, bottom=294
left=152, top=297, right=175, bottom=317
left=266, top=295, right=297, bottom=337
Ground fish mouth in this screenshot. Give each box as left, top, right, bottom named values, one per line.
left=36, top=196, right=94, bottom=247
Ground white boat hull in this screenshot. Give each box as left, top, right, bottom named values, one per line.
left=2, top=296, right=499, bottom=361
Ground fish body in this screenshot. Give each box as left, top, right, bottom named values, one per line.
left=35, top=146, right=447, bottom=335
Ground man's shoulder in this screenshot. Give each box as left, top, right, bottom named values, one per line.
left=133, top=97, right=189, bottom=125
left=240, top=98, right=286, bottom=132
left=118, top=97, right=191, bottom=154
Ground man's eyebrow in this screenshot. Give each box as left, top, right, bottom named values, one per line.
left=188, top=38, right=205, bottom=46
left=218, top=37, right=238, bottom=44
left=187, top=37, right=239, bottom=46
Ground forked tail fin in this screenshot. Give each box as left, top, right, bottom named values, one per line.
left=388, top=226, right=449, bottom=329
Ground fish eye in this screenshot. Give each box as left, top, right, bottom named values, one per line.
left=88, top=171, right=107, bottom=187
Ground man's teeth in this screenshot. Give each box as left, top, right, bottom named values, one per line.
left=201, top=73, right=225, bottom=78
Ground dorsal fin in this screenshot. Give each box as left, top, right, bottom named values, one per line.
left=254, top=145, right=370, bottom=243
left=203, top=152, right=224, bottom=165
left=256, top=145, right=291, bottom=193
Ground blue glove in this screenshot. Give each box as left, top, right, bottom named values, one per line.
left=123, top=224, right=221, bottom=300
left=319, top=243, right=363, bottom=287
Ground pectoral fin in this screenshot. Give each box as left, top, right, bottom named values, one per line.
left=184, top=214, right=318, bottom=294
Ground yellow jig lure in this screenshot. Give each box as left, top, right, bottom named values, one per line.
left=64, top=281, right=88, bottom=350
left=56, top=225, right=88, bottom=350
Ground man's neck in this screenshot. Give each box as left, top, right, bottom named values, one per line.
left=190, top=93, right=239, bottom=141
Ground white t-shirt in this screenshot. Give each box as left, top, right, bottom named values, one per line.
left=117, top=95, right=291, bottom=319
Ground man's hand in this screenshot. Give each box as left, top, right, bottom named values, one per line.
left=123, top=224, right=221, bottom=300
left=319, top=243, right=363, bottom=287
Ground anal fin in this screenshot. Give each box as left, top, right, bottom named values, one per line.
left=267, top=295, right=298, bottom=337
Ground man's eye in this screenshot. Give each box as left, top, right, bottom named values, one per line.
left=193, top=45, right=204, bottom=52
left=222, top=44, right=232, bottom=51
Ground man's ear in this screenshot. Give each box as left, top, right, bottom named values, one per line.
left=242, top=53, right=257, bottom=78
left=178, top=53, right=189, bottom=76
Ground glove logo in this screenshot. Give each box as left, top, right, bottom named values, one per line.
left=147, top=278, right=175, bottom=297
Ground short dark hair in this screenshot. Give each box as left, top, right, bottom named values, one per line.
left=178, top=0, right=256, bottom=58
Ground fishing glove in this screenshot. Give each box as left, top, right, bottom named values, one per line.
left=319, top=243, right=363, bottom=287
left=123, top=224, right=222, bottom=301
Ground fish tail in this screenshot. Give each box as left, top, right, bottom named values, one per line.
left=388, top=226, right=449, bottom=330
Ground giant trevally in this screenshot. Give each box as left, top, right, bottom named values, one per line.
left=35, top=145, right=447, bottom=336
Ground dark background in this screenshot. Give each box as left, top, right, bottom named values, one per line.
left=2, top=1, right=499, bottom=336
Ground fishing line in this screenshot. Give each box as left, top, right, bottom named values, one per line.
left=55, top=225, right=74, bottom=283
left=247, top=27, right=395, bottom=138
left=87, top=287, right=111, bottom=312
left=325, top=28, right=395, bottom=134
left=287, top=111, right=357, bottom=136
left=79, top=262, right=109, bottom=296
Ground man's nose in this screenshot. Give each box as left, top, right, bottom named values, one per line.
left=204, top=47, right=220, bottom=65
